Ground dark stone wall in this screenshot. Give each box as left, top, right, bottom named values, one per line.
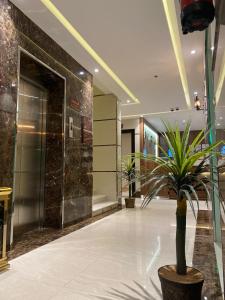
left=0, top=2, right=18, bottom=188
left=0, top=0, right=93, bottom=229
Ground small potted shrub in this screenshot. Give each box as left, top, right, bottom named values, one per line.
left=122, top=155, right=136, bottom=208
left=136, top=122, right=222, bottom=300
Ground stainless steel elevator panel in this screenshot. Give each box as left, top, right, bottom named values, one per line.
left=13, top=78, right=47, bottom=234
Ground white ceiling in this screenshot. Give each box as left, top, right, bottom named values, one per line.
left=143, top=106, right=225, bottom=132
left=11, top=0, right=225, bottom=131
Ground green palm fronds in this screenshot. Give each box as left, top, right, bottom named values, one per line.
left=134, top=121, right=223, bottom=275
left=136, top=122, right=222, bottom=216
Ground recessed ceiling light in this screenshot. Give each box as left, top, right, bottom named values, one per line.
left=140, top=115, right=144, bottom=117
left=126, top=100, right=130, bottom=103
left=219, top=116, right=223, bottom=120
left=194, top=91, right=198, bottom=95
left=94, top=68, right=99, bottom=73
left=79, top=71, right=84, bottom=75
left=191, top=50, right=196, bottom=55
left=217, top=123, right=221, bottom=126
left=182, top=120, right=186, bottom=123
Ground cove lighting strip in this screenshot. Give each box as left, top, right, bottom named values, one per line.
left=215, top=49, right=225, bottom=105
left=41, top=0, right=139, bottom=104
left=162, top=0, right=192, bottom=109
left=122, top=108, right=191, bottom=119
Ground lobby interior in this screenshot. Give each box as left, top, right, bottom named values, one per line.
left=0, top=0, right=225, bottom=299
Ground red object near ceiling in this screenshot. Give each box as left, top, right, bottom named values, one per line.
left=180, top=0, right=215, bottom=34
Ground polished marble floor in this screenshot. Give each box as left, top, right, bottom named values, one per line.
left=0, top=199, right=205, bottom=300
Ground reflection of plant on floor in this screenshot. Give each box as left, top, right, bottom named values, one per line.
left=95, top=280, right=162, bottom=300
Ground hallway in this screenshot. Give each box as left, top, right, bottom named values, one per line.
left=0, top=200, right=199, bottom=300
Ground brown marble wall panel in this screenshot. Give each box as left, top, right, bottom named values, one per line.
left=0, top=0, right=93, bottom=232
left=44, top=206, right=62, bottom=228
left=64, top=194, right=92, bottom=225
left=0, top=3, right=18, bottom=189
left=0, top=2, right=18, bottom=245
left=0, top=111, right=15, bottom=178
left=82, top=116, right=93, bottom=132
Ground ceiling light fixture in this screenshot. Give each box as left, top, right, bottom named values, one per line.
left=191, top=50, right=196, bottom=54
left=219, top=116, right=223, bottom=120
left=194, top=95, right=201, bottom=110
left=194, top=94, right=207, bottom=112
left=79, top=71, right=84, bottom=75
left=182, top=120, right=186, bottom=123
left=126, top=100, right=130, bottom=103
left=162, top=0, right=192, bottom=109
left=217, top=123, right=221, bottom=126
left=41, top=0, right=139, bottom=104
left=94, top=68, right=99, bottom=73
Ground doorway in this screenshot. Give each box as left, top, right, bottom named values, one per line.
left=13, top=77, right=47, bottom=235
left=13, top=50, right=65, bottom=238
left=121, top=129, right=135, bottom=196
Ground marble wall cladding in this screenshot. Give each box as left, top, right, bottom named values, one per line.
left=0, top=0, right=93, bottom=229
left=0, top=2, right=18, bottom=188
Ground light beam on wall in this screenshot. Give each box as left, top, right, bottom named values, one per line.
left=215, top=49, right=225, bottom=105
left=162, top=0, right=192, bottom=109
left=41, top=0, right=139, bottom=104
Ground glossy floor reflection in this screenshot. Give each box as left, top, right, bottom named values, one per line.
left=0, top=199, right=203, bottom=300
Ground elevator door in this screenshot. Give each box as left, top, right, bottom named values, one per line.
left=13, top=78, right=47, bottom=235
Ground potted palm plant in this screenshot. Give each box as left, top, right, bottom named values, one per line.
left=136, top=122, right=222, bottom=300
left=122, top=155, right=136, bottom=208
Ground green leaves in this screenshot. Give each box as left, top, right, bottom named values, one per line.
left=135, top=121, right=224, bottom=217
left=122, top=155, right=136, bottom=181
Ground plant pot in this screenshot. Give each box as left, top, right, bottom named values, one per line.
left=158, top=265, right=204, bottom=300
left=125, top=197, right=135, bottom=208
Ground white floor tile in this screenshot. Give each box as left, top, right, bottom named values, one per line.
left=0, top=199, right=198, bottom=300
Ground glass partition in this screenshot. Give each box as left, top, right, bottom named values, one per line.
left=206, top=26, right=225, bottom=296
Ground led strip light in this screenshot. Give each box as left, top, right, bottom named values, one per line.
left=41, top=0, right=139, bottom=104
left=215, top=49, right=225, bottom=105
left=162, top=0, right=192, bottom=109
